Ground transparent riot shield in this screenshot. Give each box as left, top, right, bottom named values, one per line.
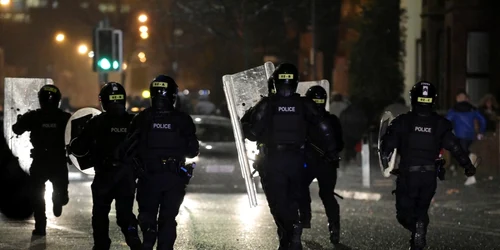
left=65, top=107, right=102, bottom=176
left=3, top=78, right=55, bottom=173
left=378, top=111, right=397, bottom=177
left=296, top=80, right=331, bottom=112
left=222, top=61, right=275, bottom=208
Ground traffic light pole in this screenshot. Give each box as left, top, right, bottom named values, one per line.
left=97, top=18, right=110, bottom=86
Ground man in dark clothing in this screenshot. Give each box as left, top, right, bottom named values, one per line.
left=70, top=82, right=141, bottom=250
left=12, top=85, right=71, bottom=236
left=299, top=85, right=344, bottom=247
left=380, top=81, right=476, bottom=250
left=241, top=63, right=339, bottom=250
left=121, top=75, right=199, bottom=250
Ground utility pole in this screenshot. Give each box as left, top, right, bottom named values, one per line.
left=311, top=0, right=316, bottom=80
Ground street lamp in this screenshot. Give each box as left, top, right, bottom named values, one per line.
left=88, top=51, right=94, bottom=58
left=123, top=63, right=128, bottom=70
left=138, top=14, right=148, bottom=23
left=78, top=44, right=88, bottom=55
left=140, top=32, right=149, bottom=39
left=142, top=90, right=150, bottom=98
left=55, top=33, right=65, bottom=43
left=139, top=25, right=148, bottom=33
left=140, top=57, right=147, bottom=63
left=0, top=0, right=10, bottom=6
left=138, top=52, right=145, bottom=59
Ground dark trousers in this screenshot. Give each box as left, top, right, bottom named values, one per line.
left=137, top=172, right=187, bottom=250
left=395, top=171, right=437, bottom=234
left=458, top=139, right=473, bottom=154
left=260, top=150, right=303, bottom=245
left=29, top=158, right=68, bottom=230
left=91, top=170, right=138, bottom=249
left=299, top=161, right=339, bottom=228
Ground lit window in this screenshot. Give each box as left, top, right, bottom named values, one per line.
left=98, top=3, right=107, bottom=12
left=107, top=4, right=116, bottom=12
left=120, top=4, right=130, bottom=13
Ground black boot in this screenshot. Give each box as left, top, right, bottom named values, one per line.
left=413, top=221, right=426, bottom=249
left=300, top=212, right=311, bottom=229
left=52, top=192, right=69, bottom=217
left=32, top=220, right=46, bottom=236
left=290, top=224, right=303, bottom=250
left=329, top=220, right=340, bottom=245
left=142, top=228, right=157, bottom=250
left=124, top=226, right=142, bottom=250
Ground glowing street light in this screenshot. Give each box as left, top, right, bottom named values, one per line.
left=122, top=63, right=128, bottom=70
left=140, top=32, right=149, bottom=39
left=138, top=14, right=148, bottom=23
left=138, top=52, right=145, bottom=59
left=55, top=33, right=65, bottom=43
left=142, top=90, right=151, bottom=98
left=140, top=57, right=147, bottom=63
left=88, top=51, right=94, bottom=58
left=77, top=44, right=88, bottom=54
left=0, top=0, right=10, bottom=6
left=139, top=25, right=148, bottom=33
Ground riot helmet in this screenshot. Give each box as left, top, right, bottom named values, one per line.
left=269, top=63, right=299, bottom=97
left=99, top=82, right=126, bottom=113
left=410, top=81, right=437, bottom=110
left=38, top=85, right=61, bottom=109
left=305, top=85, right=327, bottom=110
left=150, top=75, right=178, bottom=110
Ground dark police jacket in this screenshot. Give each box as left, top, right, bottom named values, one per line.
left=13, top=108, right=71, bottom=159
left=121, top=108, right=199, bottom=167
left=380, top=111, right=472, bottom=170
left=306, top=111, right=344, bottom=166
left=71, top=111, right=134, bottom=173
left=242, top=94, right=337, bottom=158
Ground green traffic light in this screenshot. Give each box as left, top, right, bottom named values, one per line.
left=112, top=61, right=119, bottom=70
left=98, top=58, right=111, bottom=70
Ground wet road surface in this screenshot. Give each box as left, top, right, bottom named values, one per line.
left=1, top=167, right=499, bottom=250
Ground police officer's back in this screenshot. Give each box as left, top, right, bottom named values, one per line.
left=12, top=85, right=71, bottom=236
left=124, top=75, right=199, bottom=250
left=380, top=81, right=476, bottom=250
left=242, top=63, right=338, bottom=250
left=70, top=82, right=141, bottom=249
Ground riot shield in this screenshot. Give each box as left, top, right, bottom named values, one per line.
left=3, top=78, right=55, bottom=173
left=222, top=61, right=275, bottom=208
left=64, top=107, right=102, bottom=175
left=296, top=80, right=331, bottom=112
left=377, top=111, right=397, bottom=177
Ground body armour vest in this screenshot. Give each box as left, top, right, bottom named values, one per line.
left=268, top=95, right=306, bottom=145
left=400, top=113, right=440, bottom=166
left=30, top=109, right=67, bottom=151
left=92, top=113, right=134, bottom=164
left=138, top=110, right=185, bottom=160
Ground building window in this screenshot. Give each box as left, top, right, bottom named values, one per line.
left=416, top=39, right=422, bottom=81
left=466, top=31, right=490, bottom=104
left=120, top=4, right=130, bottom=13
left=98, top=3, right=117, bottom=13
left=26, top=0, right=48, bottom=8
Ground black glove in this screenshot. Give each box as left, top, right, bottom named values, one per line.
left=464, top=165, right=476, bottom=177
left=325, top=151, right=340, bottom=163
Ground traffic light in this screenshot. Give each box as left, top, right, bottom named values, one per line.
left=93, top=28, right=123, bottom=72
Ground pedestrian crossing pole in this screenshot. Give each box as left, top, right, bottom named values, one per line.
left=361, top=136, right=371, bottom=188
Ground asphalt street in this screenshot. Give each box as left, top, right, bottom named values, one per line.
left=1, top=166, right=499, bottom=250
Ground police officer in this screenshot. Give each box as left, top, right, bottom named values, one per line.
left=121, top=75, right=199, bottom=250
left=380, top=81, right=476, bottom=250
left=241, top=63, right=338, bottom=250
left=12, top=85, right=71, bottom=236
left=69, top=82, right=141, bottom=250
left=299, top=85, right=344, bottom=246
